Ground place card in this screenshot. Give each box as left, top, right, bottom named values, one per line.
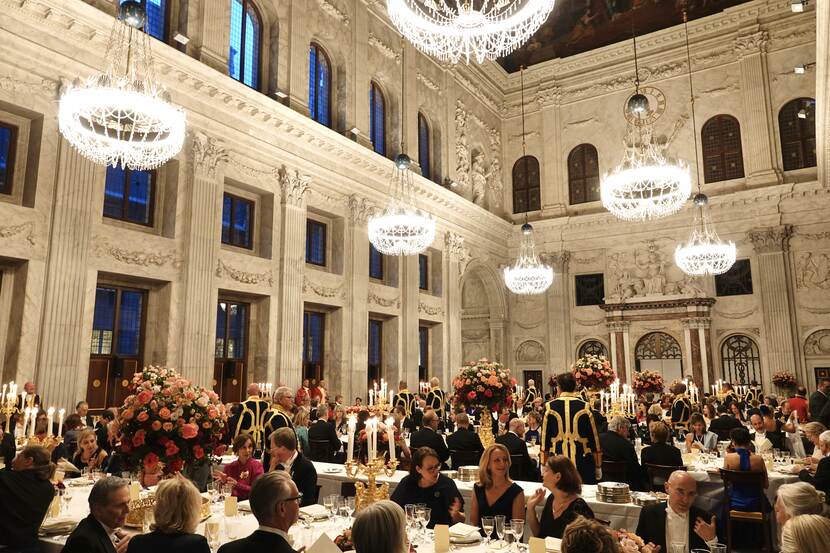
left=434, top=524, right=450, bottom=552
left=129, top=482, right=141, bottom=501
left=529, top=536, right=547, bottom=553
left=224, top=495, right=238, bottom=517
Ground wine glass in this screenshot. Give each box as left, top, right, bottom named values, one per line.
left=420, top=507, right=431, bottom=542
left=670, top=543, right=685, bottom=553
left=205, top=521, right=220, bottom=552
left=494, top=515, right=506, bottom=549
left=224, top=515, right=240, bottom=540
left=481, top=516, right=495, bottom=547
left=510, top=519, right=525, bottom=552
left=323, top=495, right=335, bottom=519
left=142, top=508, right=155, bottom=533
left=61, top=488, right=73, bottom=515
left=344, top=497, right=356, bottom=521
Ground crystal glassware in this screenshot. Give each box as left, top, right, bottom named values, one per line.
left=510, top=519, right=525, bottom=551
left=481, top=516, right=495, bottom=547
left=494, top=515, right=506, bottom=549
left=205, top=521, right=220, bottom=552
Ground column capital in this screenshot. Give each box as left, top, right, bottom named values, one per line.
left=444, top=231, right=467, bottom=258
left=347, top=194, right=376, bottom=225
left=190, top=131, right=227, bottom=179
left=746, top=224, right=792, bottom=254
left=733, top=30, right=769, bottom=58
left=541, top=250, right=570, bottom=272
left=279, top=166, right=311, bottom=207
left=606, top=320, right=630, bottom=333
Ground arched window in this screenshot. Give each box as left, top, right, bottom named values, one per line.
left=721, top=334, right=761, bottom=385
left=577, top=340, right=608, bottom=359
left=702, top=115, right=744, bottom=183
left=512, top=155, right=540, bottom=213
left=308, top=43, right=331, bottom=128
left=369, top=81, right=386, bottom=156
left=779, top=98, right=816, bottom=171
left=568, top=144, right=599, bottom=204
left=228, top=0, right=262, bottom=89
left=121, top=0, right=168, bottom=41
left=418, top=112, right=431, bottom=180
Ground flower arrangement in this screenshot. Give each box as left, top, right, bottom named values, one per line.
left=118, top=366, right=228, bottom=476
left=452, top=358, right=516, bottom=412
left=334, top=528, right=354, bottom=551
left=772, top=371, right=797, bottom=388
left=617, top=530, right=648, bottom=553
left=571, top=355, right=616, bottom=391
left=633, top=370, right=664, bottom=396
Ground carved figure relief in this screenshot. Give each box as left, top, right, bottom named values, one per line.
left=471, top=151, right=487, bottom=207
left=804, top=329, right=830, bottom=356
left=486, top=128, right=503, bottom=210
left=516, top=340, right=546, bottom=363
left=796, top=252, right=830, bottom=290
left=606, top=240, right=704, bottom=301
left=454, top=101, right=470, bottom=194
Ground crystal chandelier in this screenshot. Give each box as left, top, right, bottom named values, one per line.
left=386, top=0, right=556, bottom=64
left=504, top=67, right=553, bottom=295
left=59, top=1, right=186, bottom=170
left=368, top=41, right=435, bottom=256
left=601, top=32, right=690, bottom=221
left=674, top=10, right=735, bottom=276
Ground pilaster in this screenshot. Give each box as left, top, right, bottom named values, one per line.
left=196, top=0, right=230, bottom=74
left=401, top=253, right=420, bottom=388
left=682, top=317, right=712, bottom=388
left=540, top=90, right=567, bottom=217
left=817, top=0, right=830, bottom=188
left=287, top=0, right=311, bottom=117
left=607, top=320, right=631, bottom=383
left=444, top=232, right=467, bottom=388
left=544, top=251, right=571, bottom=371
left=344, top=195, right=373, bottom=401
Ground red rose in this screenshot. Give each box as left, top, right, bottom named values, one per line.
left=137, top=390, right=153, bottom=405
left=132, top=430, right=146, bottom=447
left=165, top=441, right=180, bottom=457
left=158, top=436, right=170, bottom=446
left=484, top=389, right=493, bottom=398
left=120, top=441, right=132, bottom=453
left=180, top=423, right=198, bottom=439
left=467, top=391, right=477, bottom=401
left=213, top=445, right=227, bottom=456
left=167, top=457, right=183, bottom=473
left=143, top=452, right=159, bottom=470
left=193, top=445, right=205, bottom=460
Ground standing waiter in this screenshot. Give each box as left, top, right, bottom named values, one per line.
left=393, top=381, right=417, bottom=418
left=542, top=372, right=602, bottom=484
left=234, top=383, right=271, bottom=454
left=425, top=377, right=446, bottom=421
left=670, top=382, right=693, bottom=434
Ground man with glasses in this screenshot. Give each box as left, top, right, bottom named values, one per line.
left=218, top=472, right=300, bottom=553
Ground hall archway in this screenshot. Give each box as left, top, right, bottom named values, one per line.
left=460, top=260, right=507, bottom=365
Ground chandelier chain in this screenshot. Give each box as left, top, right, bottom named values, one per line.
left=682, top=8, right=702, bottom=191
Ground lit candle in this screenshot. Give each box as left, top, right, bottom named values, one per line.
left=47, top=407, right=55, bottom=437
left=386, top=417, right=396, bottom=461
left=57, top=408, right=65, bottom=438
left=28, top=407, right=36, bottom=437
left=347, top=415, right=356, bottom=461
left=369, top=389, right=374, bottom=407
left=21, top=407, right=29, bottom=436
left=366, top=418, right=374, bottom=460
left=21, top=391, right=26, bottom=410
left=389, top=390, right=394, bottom=405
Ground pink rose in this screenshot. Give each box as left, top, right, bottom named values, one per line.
left=180, top=423, right=198, bottom=439
left=158, top=407, right=171, bottom=420
left=193, top=445, right=205, bottom=460
left=151, top=420, right=162, bottom=431
left=143, top=452, right=159, bottom=470
left=136, top=411, right=149, bottom=422
left=165, top=441, right=180, bottom=457
left=137, top=390, right=153, bottom=405
left=132, top=430, right=146, bottom=447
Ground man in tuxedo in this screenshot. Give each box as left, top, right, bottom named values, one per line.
left=0, top=446, right=55, bottom=552
left=798, top=430, right=830, bottom=502
left=496, top=406, right=518, bottom=436
left=447, top=413, right=483, bottom=455
left=750, top=413, right=784, bottom=452
left=307, top=405, right=341, bottom=461
left=708, top=403, right=743, bottom=441
left=218, top=471, right=299, bottom=553
left=635, top=471, right=719, bottom=552
left=96, top=410, right=115, bottom=453
left=599, top=416, right=648, bottom=491
left=496, top=418, right=541, bottom=481
left=809, top=379, right=830, bottom=421
left=63, top=476, right=132, bottom=553
left=76, top=401, right=90, bottom=428
left=269, top=427, right=317, bottom=507
left=410, top=410, right=450, bottom=466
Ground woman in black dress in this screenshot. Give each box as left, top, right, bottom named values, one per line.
left=390, top=446, right=465, bottom=528
left=526, top=455, right=594, bottom=539
left=469, top=444, right=524, bottom=535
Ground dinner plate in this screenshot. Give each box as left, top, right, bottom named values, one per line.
left=449, top=534, right=482, bottom=545
left=67, top=478, right=94, bottom=487
left=324, top=467, right=342, bottom=474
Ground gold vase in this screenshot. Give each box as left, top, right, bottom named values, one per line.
left=479, top=410, right=495, bottom=450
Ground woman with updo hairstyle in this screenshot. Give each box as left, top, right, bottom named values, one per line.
left=775, top=482, right=827, bottom=527
left=352, top=500, right=408, bottom=553
left=71, top=428, right=108, bottom=473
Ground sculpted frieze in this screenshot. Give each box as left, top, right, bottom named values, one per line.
left=516, top=340, right=546, bottom=363
left=805, top=330, right=830, bottom=356
left=796, top=252, right=830, bottom=290
left=368, top=291, right=400, bottom=308
left=216, top=259, right=273, bottom=287
left=0, top=222, right=35, bottom=245
left=418, top=301, right=444, bottom=317
left=92, top=239, right=180, bottom=268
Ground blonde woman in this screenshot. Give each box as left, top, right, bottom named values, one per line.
left=801, top=422, right=826, bottom=466
left=71, top=428, right=108, bottom=473
left=352, top=500, right=408, bottom=553
left=293, top=408, right=310, bottom=453
left=780, top=514, right=830, bottom=553
left=126, top=476, right=210, bottom=553
left=469, top=444, right=524, bottom=533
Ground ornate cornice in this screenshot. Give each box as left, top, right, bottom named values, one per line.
left=216, top=259, right=273, bottom=286
left=606, top=320, right=631, bottom=333
left=317, top=0, right=350, bottom=25
left=190, top=131, right=227, bottom=179
left=746, top=225, right=792, bottom=254
left=601, top=297, right=716, bottom=312
left=682, top=317, right=712, bottom=329
left=733, top=30, right=769, bottom=57
left=279, top=166, right=311, bottom=207
left=368, top=33, right=400, bottom=64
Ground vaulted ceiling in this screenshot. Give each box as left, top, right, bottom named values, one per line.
left=497, top=0, right=753, bottom=73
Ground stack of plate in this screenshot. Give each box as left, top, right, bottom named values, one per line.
left=596, top=482, right=631, bottom=504
left=631, top=492, right=660, bottom=507
left=458, top=466, right=479, bottom=482
left=440, top=470, right=458, bottom=479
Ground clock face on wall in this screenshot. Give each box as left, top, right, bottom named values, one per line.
left=624, top=86, right=667, bottom=126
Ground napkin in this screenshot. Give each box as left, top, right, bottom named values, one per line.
left=58, top=460, right=81, bottom=474
left=545, top=537, right=562, bottom=552
left=529, top=537, right=547, bottom=553
left=299, top=504, right=329, bottom=518
left=238, top=499, right=252, bottom=512
left=40, top=518, right=79, bottom=535
left=129, top=482, right=141, bottom=501
left=448, top=522, right=480, bottom=537
left=307, top=533, right=342, bottom=553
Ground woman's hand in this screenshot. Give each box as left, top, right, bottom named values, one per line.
left=449, top=497, right=464, bottom=522
left=526, top=487, right=546, bottom=511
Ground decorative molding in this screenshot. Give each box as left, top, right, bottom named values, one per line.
left=279, top=166, right=311, bottom=207
left=92, top=239, right=180, bottom=268
left=695, top=80, right=740, bottom=98
left=712, top=307, right=757, bottom=319
left=316, top=0, right=350, bottom=25
left=770, top=26, right=815, bottom=48
left=417, top=72, right=440, bottom=94
left=226, top=153, right=279, bottom=183
left=573, top=316, right=605, bottom=327
left=799, top=302, right=830, bottom=315
left=733, top=31, right=769, bottom=57
left=563, top=117, right=599, bottom=130
left=541, top=251, right=570, bottom=272
left=462, top=328, right=489, bottom=340
left=347, top=194, right=376, bottom=225
left=692, top=48, right=736, bottom=68
left=0, top=75, right=59, bottom=98
left=746, top=225, right=792, bottom=254
left=804, top=329, right=830, bottom=356
left=795, top=231, right=830, bottom=241
left=216, top=259, right=273, bottom=286
left=303, top=276, right=345, bottom=299
left=516, top=339, right=546, bottom=363
left=368, top=33, right=400, bottom=64
left=368, top=291, right=401, bottom=308
left=191, top=131, right=227, bottom=179
left=607, top=320, right=631, bottom=333
left=418, top=301, right=444, bottom=317
left=716, top=327, right=760, bottom=338
left=0, top=221, right=35, bottom=245
left=795, top=252, right=830, bottom=290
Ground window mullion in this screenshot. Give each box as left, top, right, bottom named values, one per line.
left=240, top=0, right=248, bottom=84
left=112, top=288, right=122, bottom=359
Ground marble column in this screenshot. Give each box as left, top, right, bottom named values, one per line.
left=747, top=225, right=799, bottom=385
left=275, top=167, right=310, bottom=389
left=196, top=0, right=230, bottom=74
left=607, top=320, right=631, bottom=383
left=682, top=317, right=712, bottom=388
left=817, top=0, right=830, bottom=188
left=347, top=0, right=373, bottom=148
left=444, top=232, right=467, bottom=388
left=540, top=91, right=567, bottom=217
left=343, top=195, right=373, bottom=402
left=734, top=31, right=783, bottom=187
left=401, top=253, right=420, bottom=388
left=36, top=142, right=99, bottom=410
left=544, top=251, right=571, bottom=371
left=179, top=132, right=226, bottom=388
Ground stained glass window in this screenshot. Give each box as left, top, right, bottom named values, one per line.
left=779, top=98, right=816, bottom=171
left=221, top=193, right=254, bottom=249
left=306, top=220, right=327, bottom=266
left=418, top=113, right=431, bottom=180
left=702, top=115, right=744, bottom=183
left=104, top=166, right=154, bottom=226
left=0, top=124, right=16, bottom=195
left=370, top=81, right=386, bottom=156
left=229, top=0, right=261, bottom=89
left=309, top=43, right=331, bottom=127
left=512, top=156, right=540, bottom=213
left=568, top=144, right=600, bottom=204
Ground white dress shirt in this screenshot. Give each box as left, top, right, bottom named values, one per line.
left=282, top=449, right=299, bottom=473
left=665, top=505, right=690, bottom=552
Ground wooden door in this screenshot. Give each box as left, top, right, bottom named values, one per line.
left=216, top=299, right=249, bottom=403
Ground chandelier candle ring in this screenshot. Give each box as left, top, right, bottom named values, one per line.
left=503, top=223, right=553, bottom=295
left=601, top=153, right=692, bottom=222
left=59, top=1, right=186, bottom=170
left=386, top=0, right=556, bottom=63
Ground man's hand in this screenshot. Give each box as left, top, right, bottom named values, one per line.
left=694, top=515, right=717, bottom=542
left=114, top=531, right=133, bottom=553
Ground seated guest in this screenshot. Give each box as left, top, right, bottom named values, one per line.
left=409, top=410, right=450, bottom=467
left=801, top=422, right=827, bottom=466
left=268, top=427, right=317, bottom=507
left=641, top=421, right=684, bottom=467
left=216, top=433, right=263, bottom=500
left=702, top=403, right=717, bottom=427
left=780, top=514, right=830, bottom=553
left=292, top=408, right=310, bottom=453
left=709, top=403, right=744, bottom=442
left=332, top=405, right=348, bottom=437
left=470, top=444, right=524, bottom=533
left=496, top=407, right=517, bottom=436
left=63, top=476, right=133, bottom=553
left=63, top=414, right=84, bottom=458
left=599, top=416, right=648, bottom=491
left=798, top=430, right=830, bottom=502
left=446, top=413, right=483, bottom=455
left=0, top=446, right=56, bottom=552
left=685, top=413, right=718, bottom=452
left=394, top=406, right=417, bottom=434
left=730, top=401, right=747, bottom=424
left=96, top=411, right=116, bottom=453
left=724, top=427, right=769, bottom=512
left=635, top=471, right=718, bottom=552
left=390, top=446, right=465, bottom=528
left=77, top=401, right=90, bottom=428
left=524, top=412, right=541, bottom=444
left=307, top=404, right=342, bottom=459
left=72, top=428, right=109, bottom=474
left=562, top=516, right=656, bottom=553
left=775, top=482, right=827, bottom=528
left=751, top=412, right=785, bottom=452
left=526, top=455, right=593, bottom=539
left=126, top=476, right=210, bottom=553
left=352, top=500, right=408, bottom=553
left=0, top=425, right=16, bottom=469
left=496, top=418, right=541, bottom=481
left=218, top=471, right=299, bottom=553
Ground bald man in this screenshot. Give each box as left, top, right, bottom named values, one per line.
left=495, top=418, right=540, bottom=481
left=635, top=471, right=718, bottom=552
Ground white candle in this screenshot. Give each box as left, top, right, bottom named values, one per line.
left=47, top=407, right=55, bottom=437
left=21, top=407, right=29, bottom=436
left=57, top=408, right=65, bottom=438
left=28, top=408, right=36, bottom=437
left=366, top=418, right=375, bottom=460
left=389, top=390, right=394, bottom=405
left=386, top=417, right=396, bottom=461
left=21, top=391, right=26, bottom=410
left=347, top=415, right=356, bottom=461
left=369, top=389, right=374, bottom=407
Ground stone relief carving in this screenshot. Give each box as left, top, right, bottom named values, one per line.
left=516, top=340, right=546, bottom=363
left=796, top=252, right=830, bottom=290
left=692, top=48, right=735, bottom=68
left=0, top=76, right=59, bottom=98
left=796, top=231, right=830, bottom=241
left=470, top=151, right=487, bottom=207
left=573, top=316, right=605, bottom=327
left=747, top=225, right=792, bottom=254
left=713, top=307, right=757, bottom=319
left=347, top=194, right=376, bottom=225
left=216, top=259, right=273, bottom=286
left=463, top=342, right=488, bottom=364
left=716, top=327, right=760, bottom=338
left=368, top=291, right=401, bottom=308
left=279, top=166, right=311, bottom=207
left=418, top=301, right=444, bottom=317
left=541, top=251, right=570, bottom=273
left=733, top=31, right=769, bottom=56
left=316, top=0, right=349, bottom=25
left=0, top=222, right=35, bottom=245
left=486, top=128, right=503, bottom=210
left=804, top=330, right=830, bottom=356
left=368, top=33, right=400, bottom=63
left=454, top=100, right=471, bottom=193
left=695, top=80, right=740, bottom=98
left=303, top=276, right=345, bottom=299
left=191, top=132, right=227, bottom=178
left=563, top=117, right=599, bottom=130
left=606, top=241, right=704, bottom=300
left=92, top=239, right=180, bottom=268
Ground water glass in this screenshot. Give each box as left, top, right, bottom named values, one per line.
left=142, top=508, right=155, bottom=533
left=323, top=495, right=335, bottom=518
left=344, top=496, right=356, bottom=519
left=481, top=516, right=495, bottom=546
left=224, top=515, right=241, bottom=540
left=494, top=515, right=506, bottom=548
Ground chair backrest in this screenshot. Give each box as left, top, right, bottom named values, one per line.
left=451, top=449, right=482, bottom=469
left=601, top=459, right=628, bottom=483
left=644, top=464, right=686, bottom=492
left=509, top=454, right=524, bottom=481
left=718, top=468, right=767, bottom=509
left=308, top=439, right=332, bottom=463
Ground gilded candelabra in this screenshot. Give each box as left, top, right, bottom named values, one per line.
left=26, top=434, right=62, bottom=452
left=1, top=393, right=16, bottom=433
left=344, top=456, right=399, bottom=512
left=604, top=400, right=635, bottom=421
